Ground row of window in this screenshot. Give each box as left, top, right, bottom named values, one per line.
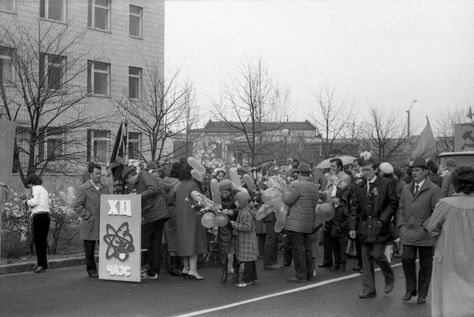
left=0, top=48, right=143, bottom=98
left=13, top=128, right=142, bottom=173
left=0, top=0, right=144, bottom=38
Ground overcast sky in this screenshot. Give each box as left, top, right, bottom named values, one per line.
left=165, top=0, right=474, bottom=134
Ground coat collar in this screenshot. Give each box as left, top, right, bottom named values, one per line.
left=409, top=177, right=432, bottom=197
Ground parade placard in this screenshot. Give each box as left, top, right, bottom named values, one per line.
left=99, top=195, right=141, bottom=283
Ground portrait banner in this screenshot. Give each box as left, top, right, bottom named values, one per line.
left=454, top=123, right=474, bottom=152
left=99, top=194, right=141, bottom=283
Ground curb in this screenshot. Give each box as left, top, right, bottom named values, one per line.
left=0, top=255, right=99, bottom=275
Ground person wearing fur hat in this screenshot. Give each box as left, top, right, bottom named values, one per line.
left=217, top=180, right=239, bottom=283
left=230, top=191, right=258, bottom=287
left=213, top=167, right=226, bottom=182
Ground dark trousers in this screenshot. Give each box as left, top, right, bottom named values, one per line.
left=33, top=213, right=50, bottom=269
left=264, top=221, right=279, bottom=266
left=290, top=231, right=313, bottom=280
left=402, top=245, right=434, bottom=298
left=355, top=236, right=362, bottom=267
left=83, top=240, right=97, bottom=273
left=257, top=234, right=266, bottom=258
left=282, top=232, right=293, bottom=266
left=330, top=235, right=348, bottom=267
left=142, top=219, right=166, bottom=275
left=361, top=243, right=394, bottom=293
left=242, top=261, right=258, bottom=283
left=322, top=230, right=333, bottom=266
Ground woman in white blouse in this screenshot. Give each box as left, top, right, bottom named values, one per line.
left=25, top=174, right=50, bottom=273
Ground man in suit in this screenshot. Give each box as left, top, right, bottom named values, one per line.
left=73, top=162, right=109, bottom=278
left=349, top=158, right=398, bottom=298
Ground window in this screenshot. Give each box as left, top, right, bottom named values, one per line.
left=128, top=66, right=141, bottom=99
left=38, top=127, right=65, bottom=162
left=40, top=0, right=66, bottom=22
left=87, top=61, right=110, bottom=96
left=0, top=0, right=14, bottom=12
left=87, top=129, right=111, bottom=163
left=128, top=132, right=141, bottom=159
left=40, top=54, right=66, bottom=90
left=88, top=0, right=110, bottom=31
left=0, top=47, right=13, bottom=86
left=129, top=5, right=142, bottom=37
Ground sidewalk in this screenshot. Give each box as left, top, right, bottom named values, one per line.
left=0, top=254, right=97, bottom=275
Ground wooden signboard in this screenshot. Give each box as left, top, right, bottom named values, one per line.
left=99, top=194, right=141, bottom=283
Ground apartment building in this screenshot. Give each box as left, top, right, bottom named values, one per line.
left=0, top=0, right=164, bottom=189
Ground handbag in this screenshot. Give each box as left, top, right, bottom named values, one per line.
left=357, top=217, right=383, bottom=243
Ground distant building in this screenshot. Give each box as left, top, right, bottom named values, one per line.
left=180, top=120, right=358, bottom=166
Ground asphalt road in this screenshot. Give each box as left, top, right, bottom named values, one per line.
left=0, top=258, right=430, bottom=317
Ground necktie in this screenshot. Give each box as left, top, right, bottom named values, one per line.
left=414, top=184, right=420, bottom=195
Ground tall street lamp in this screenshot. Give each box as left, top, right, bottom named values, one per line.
left=406, top=99, right=418, bottom=138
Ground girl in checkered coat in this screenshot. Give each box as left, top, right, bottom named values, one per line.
left=230, top=191, right=258, bottom=287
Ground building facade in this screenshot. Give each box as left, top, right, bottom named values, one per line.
left=0, top=0, right=164, bottom=190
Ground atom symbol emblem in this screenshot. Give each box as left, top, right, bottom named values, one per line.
left=103, top=222, right=135, bottom=262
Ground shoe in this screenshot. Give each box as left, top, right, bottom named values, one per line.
left=352, top=266, right=362, bottom=271
left=236, top=281, right=256, bottom=287
left=186, top=271, right=204, bottom=280
left=88, top=271, right=98, bottom=278
left=34, top=266, right=45, bottom=273
left=417, top=296, right=426, bottom=304
left=287, top=277, right=308, bottom=283
left=335, top=266, right=345, bottom=273
left=330, top=265, right=340, bottom=272
left=220, top=270, right=228, bottom=284
left=141, top=272, right=158, bottom=280
left=318, top=263, right=332, bottom=268
left=170, top=268, right=184, bottom=277
left=359, top=292, right=376, bottom=299
left=264, top=264, right=282, bottom=270
left=384, top=280, right=394, bottom=294
left=402, top=291, right=416, bottom=301
left=231, top=271, right=240, bottom=284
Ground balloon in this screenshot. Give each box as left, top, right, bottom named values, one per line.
left=256, top=204, right=273, bottom=221
left=191, top=169, right=204, bottom=182
left=210, top=179, right=221, bottom=207
left=267, top=176, right=288, bottom=193
left=274, top=204, right=288, bottom=233
left=229, top=167, right=242, bottom=188
left=261, top=187, right=284, bottom=209
left=67, top=186, right=75, bottom=200
left=315, top=203, right=335, bottom=222
left=242, top=174, right=257, bottom=192
left=215, top=213, right=229, bottom=227
left=187, top=157, right=206, bottom=174
left=59, top=191, right=69, bottom=204
left=201, top=212, right=216, bottom=229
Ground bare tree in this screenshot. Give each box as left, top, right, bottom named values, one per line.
left=359, top=106, right=407, bottom=162
left=115, top=62, right=194, bottom=162
left=311, top=87, right=354, bottom=159
left=0, top=22, right=98, bottom=187
left=213, top=59, right=290, bottom=166
left=435, top=106, right=469, bottom=152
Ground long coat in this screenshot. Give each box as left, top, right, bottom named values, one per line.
left=426, top=194, right=474, bottom=317
left=349, top=176, right=398, bottom=244
left=284, top=178, right=319, bottom=234
left=397, top=178, right=441, bottom=246
left=73, top=181, right=109, bottom=240
left=175, top=180, right=208, bottom=257
left=233, top=206, right=258, bottom=262
left=163, top=177, right=181, bottom=253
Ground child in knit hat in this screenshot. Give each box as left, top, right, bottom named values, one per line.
left=230, top=191, right=258, bottom=287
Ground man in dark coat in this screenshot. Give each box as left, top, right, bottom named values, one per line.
left=123, top=167, right=170, bottom=279
left=73, top=162, right=109, bottom=278
left=284, top=162, right=320, bottom=283
left=398, top=157, right=442, bottom=304
left=349, top=158, right=398, bottom=298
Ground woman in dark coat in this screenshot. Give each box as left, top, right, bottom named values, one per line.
left=175, top=163, right=208, bottom=280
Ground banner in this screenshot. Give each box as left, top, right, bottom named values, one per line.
left=0, top=119, right=16, bottom=183
left=410, top=118, right=437, bottom=160
left=99, top=194, right=141, bottom=283
left=454, top=123, right=474, bottom=152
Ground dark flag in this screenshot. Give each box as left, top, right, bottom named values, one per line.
left=110, top=120, right=128, bottom=193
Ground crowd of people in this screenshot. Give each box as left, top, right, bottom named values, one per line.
left=21, top=154, right=474, bottom=316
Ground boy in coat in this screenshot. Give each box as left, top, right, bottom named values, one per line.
left=329, top=190, right=350, bottom=272
left=230, top=191, right=258, bottom=287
